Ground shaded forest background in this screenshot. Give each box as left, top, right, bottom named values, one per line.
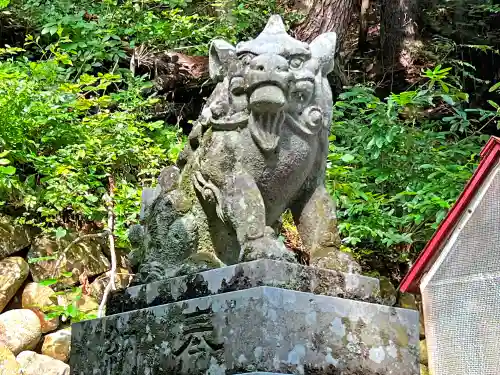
left=1, top=0, right=500, bottom=284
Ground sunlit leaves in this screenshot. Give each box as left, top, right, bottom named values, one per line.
left=327, top=76, right=489, bottom=269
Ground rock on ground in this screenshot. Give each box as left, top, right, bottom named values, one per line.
left=0, top=257, right=29, bottom=312
left=41, top=328, right=71, bottom=363
left=0, top=309, right=41, bottom=355
left=420, top=339, right=428, bottom=365
left=57, top=291, right=99, bottom=320
left=16, top=351, right=70, bottom=375
left=102, top=247, right=132, bottom=271
left=0, top=215, right=33, bottom=260
left=0, top=344, right=20, bottom=375
left=379, top=276, right=397, bottom=306
left=27, top=233, right=110, bottom=286
left=22, top=282, right=59, bottom=333
left=398, top=292, right=418, bottom=310
left=90, top=267, right=132, bottom=301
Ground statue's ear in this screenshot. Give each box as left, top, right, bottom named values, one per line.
left=309, top=32, right=337, bottom=75
left=209, top=39, right=236, bottom=81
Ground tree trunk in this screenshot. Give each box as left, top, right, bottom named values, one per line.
left=358, top=0, right=370, bottom=51
left=292, top=0, right=356, bottom=44
left=379, top=0, right=419, bottom=73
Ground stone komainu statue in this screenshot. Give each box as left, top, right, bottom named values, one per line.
left=129, top=15, right=360, bottom=284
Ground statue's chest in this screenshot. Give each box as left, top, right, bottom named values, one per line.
left=240, top=125, right=317, bottom=208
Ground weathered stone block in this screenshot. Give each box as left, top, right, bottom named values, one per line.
left=71, top=287, right=419, bottom=375
left=107, top=260, right=381, bottom=315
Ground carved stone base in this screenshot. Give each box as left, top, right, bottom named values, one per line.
left=70, top=264, right=420, bottom=375
left=106, top=259, right=381, bottom=316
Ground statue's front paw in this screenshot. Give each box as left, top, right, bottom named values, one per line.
left=242, top=234, right=297, bottom=263
left=311, top=250, right=362, bottom=274
left=174, top=252, right=226, bottom=277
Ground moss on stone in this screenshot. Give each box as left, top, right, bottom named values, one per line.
left=393, top=324, right=409, bottom=347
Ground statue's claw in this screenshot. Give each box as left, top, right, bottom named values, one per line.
left=241, top=232, right=297, bottom=263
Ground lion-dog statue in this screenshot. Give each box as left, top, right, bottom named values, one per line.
left=128, top=15, right=360, bottom=284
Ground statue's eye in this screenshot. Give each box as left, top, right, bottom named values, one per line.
left=239, top=53, right=254, bottom=65
left=290, top=57, right=304, bottom=69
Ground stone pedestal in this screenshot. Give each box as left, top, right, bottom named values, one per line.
left=69, top=260, right=420, bottom=374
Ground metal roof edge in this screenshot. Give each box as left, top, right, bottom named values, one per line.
left=399, top=136, right=500, bottom=294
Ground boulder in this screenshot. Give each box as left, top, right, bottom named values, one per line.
left=398, top=291, right=418, bottom=310
left=22, top=283, right=59, bottom=333
left=0, top=257, right=29, bottom=312
left=90, top=267, right=132, bottom=301
left=0, top=344, right=20, bottom=375
left=75, top=294, right=99, bottom=316
left=16, top=351, right=69, bottom=375
left=103, top=247, right=132, bottom=271
left=57, top=291, right=99, bottom=320
left=379, top=276, right=397, bottom=306
left=0, top=215, right=33, bottom=260
left=420, top=316, right=426, bottom=339
left=3, top=279, right=26, bottom=311
left=27, top=233, right=110, bottom=286
left=41, top=328, right=71, bottom=363
left=420, top=339, right=428, bottom=365
left=0, top=309, right=41, bottom=355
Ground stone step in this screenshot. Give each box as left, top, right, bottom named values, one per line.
left=107, top=259, right=381, bottom=315
left=71, top=286, right=419, bottom=375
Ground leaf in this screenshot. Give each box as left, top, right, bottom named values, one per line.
left=441, top=95, right=455, bottom=105
left=0, top=0, right=10, bottom=9
left=419, top=164, right=435, bottom=169
left=66, top=303, right=79, bottom=317
left=28, top=255, right=58, bottom=264
left=0, top=158, right=10, bottom=165
left=85, top=195, right=99, bottom=203
left=61, top=271, right=73, bottom=278
left=489, top=81, right=500, bottom=92
left=488, top=100, right=500, bottom=110
left=49, top=25, right=58, bottom=36
left=0, top=165, right=15, bottom=175
left=55, top=227, right=67, bottom=239
left=341, top=154, right=355, bottom=163
left=39, top=279, right=58, bottom=287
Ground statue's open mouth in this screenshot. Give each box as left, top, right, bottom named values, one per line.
left=246, top=81, right=288, bottom=154
left=248, top=84, right=286, bottom=114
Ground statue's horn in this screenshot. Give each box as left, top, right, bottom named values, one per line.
left=262, top=15, right=286, bottom=35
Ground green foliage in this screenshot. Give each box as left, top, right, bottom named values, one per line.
left=0, top=53, right=184, bottom=245
left=44, top=285, right=97, bottom=323
left=327, top=67, right=491, bottom=269
left=11, top=0, right=298, bottom=65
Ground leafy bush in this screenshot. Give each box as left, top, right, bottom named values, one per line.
left=11, top=0, right=299, bottom=73
left=327, top=66, right=492, bottom=276
left=0, top=51, right=184, bottom=246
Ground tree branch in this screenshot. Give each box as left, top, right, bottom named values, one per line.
left=98, top=175, right=117, bottom=318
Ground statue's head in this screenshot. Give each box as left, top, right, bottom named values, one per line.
left=206, top=15, right=337, bottom=153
